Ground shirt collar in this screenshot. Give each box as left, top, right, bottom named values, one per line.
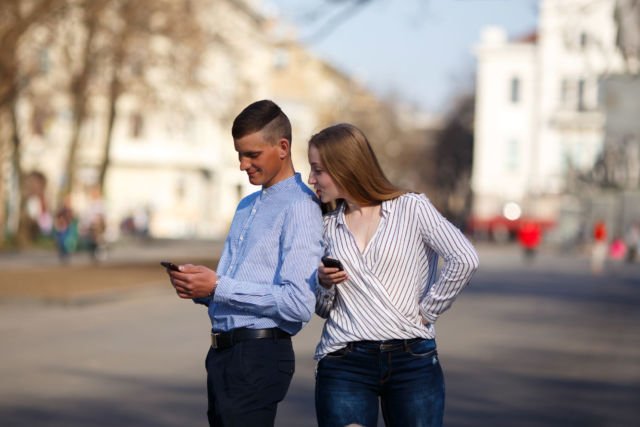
left=260, top=173, right=300, bottom=200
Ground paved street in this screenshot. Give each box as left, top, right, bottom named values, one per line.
left=0, top=243, right=639, bottom=426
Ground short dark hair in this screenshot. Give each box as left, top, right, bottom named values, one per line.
left=231, top=100, right=292, bottom=145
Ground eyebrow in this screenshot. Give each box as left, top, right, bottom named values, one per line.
left=238, top=150, right=262, bottom=156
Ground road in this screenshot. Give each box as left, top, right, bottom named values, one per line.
left=0, top=243, right=639, bottom=426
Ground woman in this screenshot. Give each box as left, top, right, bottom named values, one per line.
left=308, top=123, right=479, bottom=427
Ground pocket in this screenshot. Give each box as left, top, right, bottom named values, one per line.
left=324, top=346, right=351, bottom=359
left=406, top=339, right=437, bottom=357
left=278, top=359, right=295, bottom=376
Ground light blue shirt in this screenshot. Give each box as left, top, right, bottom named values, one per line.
left=204, top=173, right=323, bottom=335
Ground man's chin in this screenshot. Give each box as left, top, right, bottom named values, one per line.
left=248, top=174, right=262, bottom=185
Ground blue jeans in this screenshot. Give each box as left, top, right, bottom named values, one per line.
left=315, top=338, right=444, bottom=427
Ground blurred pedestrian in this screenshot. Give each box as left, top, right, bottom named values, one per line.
left=163, top=100, right=323, bottom=426
left=518, top=220, right=541, bottom=262
left=53, top=196, right=77, bottom=264
left=308, top=123, right=479, bottom=427
left=80, top=187, right=106, bottom=261
left=609, top=236, right=627, bottom=261
left=625, top=222, right=639, bottom=263
left=591, top=219, right=607, bottom=275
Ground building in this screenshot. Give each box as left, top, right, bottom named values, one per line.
left=471, top=0, right=627, bottom=241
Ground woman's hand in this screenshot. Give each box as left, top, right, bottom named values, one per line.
left=318, top=265, right=348, bottom=289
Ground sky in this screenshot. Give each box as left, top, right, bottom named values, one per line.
left=265, top=0, right=539, bottom=114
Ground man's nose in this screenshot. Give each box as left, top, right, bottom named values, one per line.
left=239, top=158, right=250, bottom=171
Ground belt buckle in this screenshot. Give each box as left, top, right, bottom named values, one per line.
left=379, top=342, right=395, bottom=351
left=211, top=332, right=220, bottom=349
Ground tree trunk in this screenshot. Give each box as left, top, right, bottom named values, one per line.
left=97, top=60, right=122, bottom=194
left=0, top=113, right=8, bottom=247
left=9, top=98, right=31, bottom=248
left=58, top=8, right=99, bottom=206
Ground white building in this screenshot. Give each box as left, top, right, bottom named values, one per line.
left=472, top=0, right=626, bottom=235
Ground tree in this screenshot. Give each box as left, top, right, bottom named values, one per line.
left=431, top=94, right=475, bottom=229
left=58, top=0, right=110, bottom=204
left=0, top=0, right=67, bottom=247
left=95, top=0, right=206, bottom=193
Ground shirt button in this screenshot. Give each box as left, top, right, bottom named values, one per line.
left=239, top=236, right=244, bottom=241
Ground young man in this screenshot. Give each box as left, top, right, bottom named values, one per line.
left=165, top=100, right=323, bottom=426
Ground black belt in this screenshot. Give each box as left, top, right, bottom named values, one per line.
left=347, top=337, right=425, bottom=353
left=211, top=327, right=291, bottom=350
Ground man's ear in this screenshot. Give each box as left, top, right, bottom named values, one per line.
left=277, top=138, right=290, bottom=159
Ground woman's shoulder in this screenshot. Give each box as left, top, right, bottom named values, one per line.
left=391, top=192, right=431, bottom=208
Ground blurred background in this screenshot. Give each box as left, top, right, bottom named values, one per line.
left=1, top=0, right=639, bottom=256
left=1, top=2, right=640, bottom=426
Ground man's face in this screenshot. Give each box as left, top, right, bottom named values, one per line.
left=234, top=131, right=288, bottom=188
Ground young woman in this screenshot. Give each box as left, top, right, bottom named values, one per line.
left=308, top=123, right=479, bottom=427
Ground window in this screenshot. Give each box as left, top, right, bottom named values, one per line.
left=236, top=184, right=243, bottom=203
left=31, top=107, right=47, bottom=135
left=560, top=79, right=569, bottom=107
left=39, top=49, right=50, bottom=74
left=130, top=113, right=144, bottom=138
left=579, top=32, right=588, bottom=49
left=505, top=139, right=519, bottom=172
left=273, top=48, right=289, bottom=70
left=577, top=79, right=586, bottom=111
left=510, top=77, right=520, bottom=104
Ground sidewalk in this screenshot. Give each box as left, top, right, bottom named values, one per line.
left=1, top=239, right=637, bottom=304
left=0, top=238, right=225, bottom=303
left=0, top=238, right=225, bottom=270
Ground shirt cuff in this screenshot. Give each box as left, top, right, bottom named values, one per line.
left=316, top=281, right=336, bottom=298
left=212, top=276, right=231, bottom=305
left=419, top=307, right=438, bottom=325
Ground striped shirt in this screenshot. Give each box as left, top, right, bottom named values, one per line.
left=206, top=173, right=323, bottom=335
left=314, top=193, right=479, bottom=360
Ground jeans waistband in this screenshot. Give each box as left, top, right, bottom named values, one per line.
left=211, top=327, right=291, bottom=350
left=346, top=337, right=426, bottom=353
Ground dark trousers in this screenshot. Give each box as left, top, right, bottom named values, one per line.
left=205, top=338, right=295, bottom=426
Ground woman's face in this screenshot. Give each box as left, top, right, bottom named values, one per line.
left=308, top=145, right=343, bottom=203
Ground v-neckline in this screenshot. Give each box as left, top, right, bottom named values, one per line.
left=343, top=204, right=383, bottom=256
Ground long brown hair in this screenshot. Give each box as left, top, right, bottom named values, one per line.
left=308, top=123, right=406, bottom=208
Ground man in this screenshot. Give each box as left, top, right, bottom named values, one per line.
left=165, top=100, right=323, bottom=426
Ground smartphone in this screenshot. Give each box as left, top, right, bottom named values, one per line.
left=160, top=261, right=180, bottom=272
left=321, top=256, right=344, bottom=271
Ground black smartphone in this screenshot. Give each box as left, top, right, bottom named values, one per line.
left=160, top=261, right=180, bottom=272
left=321, top=256, right=344, bottom=271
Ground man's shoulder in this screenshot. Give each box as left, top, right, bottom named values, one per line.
left=237, top=191, right=260, bottom=209
left=274, top=180, right=320, bottom=207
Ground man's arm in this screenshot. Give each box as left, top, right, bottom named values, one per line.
left=213, top=200, right=323, bottom=323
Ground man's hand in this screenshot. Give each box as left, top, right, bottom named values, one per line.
left=165, top=264, right=218, bottom=299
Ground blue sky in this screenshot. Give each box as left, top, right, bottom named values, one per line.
left=266, top=0, right=538, bottom=113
